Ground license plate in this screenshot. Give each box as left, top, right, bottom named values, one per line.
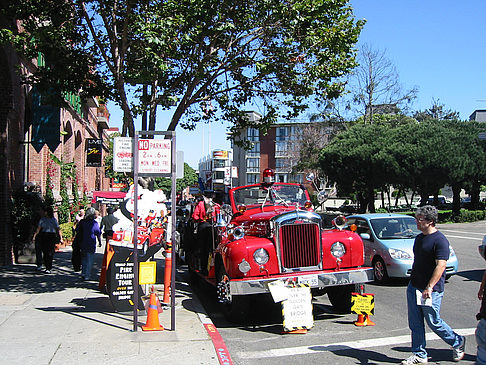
left=298, top=275, right=318, bottom=287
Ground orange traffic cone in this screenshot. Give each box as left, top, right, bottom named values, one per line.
left=364, top=314, right=375, bottom=326
left=162, top=244, right=172, bottom=305
left=354, top=314, right=375, bottom=326
left=142, top=287, right=164, bottom=331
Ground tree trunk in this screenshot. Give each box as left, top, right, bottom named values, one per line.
left=452, top=184, right=461, bottom=214
left=470, top=182, right=481, bottom=210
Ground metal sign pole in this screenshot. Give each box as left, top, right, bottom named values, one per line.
left=170, top=132, right=177, bottom=331
left=132, top=134, right=139, bottom=332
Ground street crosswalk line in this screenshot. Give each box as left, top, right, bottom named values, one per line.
left=237, top=328, right=476, bottom=359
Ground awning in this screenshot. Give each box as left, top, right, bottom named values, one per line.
left=91, top=191, right=127, bottom=204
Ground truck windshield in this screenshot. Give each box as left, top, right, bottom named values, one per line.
left=232, top=184, right=308, bottom=209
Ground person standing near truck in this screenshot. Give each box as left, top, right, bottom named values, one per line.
left=192, top=190, right=220, bottom=275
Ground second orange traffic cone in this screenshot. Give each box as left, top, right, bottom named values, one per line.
left=142, top=287, right=164, bottom=331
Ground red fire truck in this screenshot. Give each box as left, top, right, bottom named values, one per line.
left=188, top=169, right=374, bottom=321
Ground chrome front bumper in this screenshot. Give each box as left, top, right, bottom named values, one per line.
left=229, top=267, right=374, bottom=295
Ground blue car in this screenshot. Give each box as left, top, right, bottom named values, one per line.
left=347, top=213, right=459, bottom=283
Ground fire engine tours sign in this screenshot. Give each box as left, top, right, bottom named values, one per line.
left=113, top=137, right=171, bottom=175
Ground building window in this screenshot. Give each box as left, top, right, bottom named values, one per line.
left=246, top=158, right=260, bottom=173
left=247, top=128, right=259, bottom=142
left=275, top=158, right=288, bottom=169
left=275, top=141, right=289, bottom=157
left=276, top=126, right=289, bottom=141
left=275, top=174, right=287, bottom=183
left=213, top=170, right=225, bottom=180
left=247, top=173, right=260, bottom=184
left=247, top=142, right=260, bottom=157
left=213, top=159, right=226, bottom=168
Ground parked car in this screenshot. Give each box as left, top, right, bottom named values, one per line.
left=184, top=168, right=374, bottom=322
left=479, top=235, right=486, bottom=260
left=346, top=213, right=459, bottom=283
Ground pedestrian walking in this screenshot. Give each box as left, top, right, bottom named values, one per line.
left=401, top=205, right=465, bottom=364
left=476, top=270, right=486, bottom=364
left=100, top=207, right=118, bottom=246
left=76, top=207, right=101, bottom=281
left=32, top=205, right=63, bottom=274
left=34, top=206, right=46, bottom=270
left=75, top=208, right=85, bottom=226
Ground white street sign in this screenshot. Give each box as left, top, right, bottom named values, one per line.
left=113, top=137, right=133, bottom=172
left=138, top=139, right=171, bottom=174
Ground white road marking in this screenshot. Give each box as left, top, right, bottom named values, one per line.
left=237, top=328, right=476, bottom=359
left=441, top=229, right=484, bottom=237
left=442, top=234, right=482, bottom=241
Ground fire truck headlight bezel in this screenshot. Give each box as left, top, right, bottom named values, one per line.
left=253, top=248, right=269, bottom=265
left=331, top=241, right=346, bottom=258
left=238, top=259, right=251, bottom=273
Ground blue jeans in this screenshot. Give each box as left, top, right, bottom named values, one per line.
left=81, top=251, right=94, bottom=280
left=406, top=283, right=462, bottom=358
left=476, top=318, right=486, bottom=364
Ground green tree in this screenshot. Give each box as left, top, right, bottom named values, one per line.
left=2, top=0, right=364, bottom=140
left=319, top=123, right=393, bottom=212
left=154, top=163, right=198, bottom=197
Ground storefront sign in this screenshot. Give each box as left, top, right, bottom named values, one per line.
left=86, top=138, right=103, bottom=167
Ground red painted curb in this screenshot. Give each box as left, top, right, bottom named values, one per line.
left=204, top=323, right=234, bottom=365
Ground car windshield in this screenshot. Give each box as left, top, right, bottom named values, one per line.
left=370, top=217, right=420, bottom=239
left=231, top=183, right=308, bottom=209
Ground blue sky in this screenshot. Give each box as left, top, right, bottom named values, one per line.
left=351, top=0, right=486, bottom=118
left=109, top=1, right=486, bottom=168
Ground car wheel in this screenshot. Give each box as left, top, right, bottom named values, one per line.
left=372, top=257, right=389, bottom=284
left=216, top=266, right=250, bottom=323
left=327, top=284, right=359, bottom=314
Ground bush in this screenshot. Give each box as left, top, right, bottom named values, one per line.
left=439, top=209, right=486, bottom=223
left=60, top=222, right=74, bottom=242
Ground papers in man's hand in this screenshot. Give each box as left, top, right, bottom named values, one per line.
left=416, top=289, right=432, bottom=306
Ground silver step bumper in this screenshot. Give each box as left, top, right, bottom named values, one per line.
left=229, top=267, right=374, bottom=295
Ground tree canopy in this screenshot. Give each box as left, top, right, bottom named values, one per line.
left=319, top=118, right=486, bottom=213
left=2, top=0, right=364, bottom=140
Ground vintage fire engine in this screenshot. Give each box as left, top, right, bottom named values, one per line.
left=189, top=169, right=374, bottom=321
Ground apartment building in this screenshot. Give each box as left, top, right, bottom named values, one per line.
left=232, top=111, right=333, bottom=187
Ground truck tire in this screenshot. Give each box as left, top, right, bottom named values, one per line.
left=216, top=267, right=250, bottom=323
left=327, top=284, right=359, bottom=314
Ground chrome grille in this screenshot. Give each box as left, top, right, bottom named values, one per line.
left=279, top=222, right=320, bottom=269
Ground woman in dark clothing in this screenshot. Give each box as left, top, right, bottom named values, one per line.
left=76, top=207, right=101, bottom=280
left=33, top=206, right=63, bottom=274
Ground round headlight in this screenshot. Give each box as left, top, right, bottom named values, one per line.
left=331, top=241, right=346, bottom=258
left=253, top=248, right=269, bottom=265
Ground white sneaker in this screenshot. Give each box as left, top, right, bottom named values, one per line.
left=401, top=354, right=428, bottom=364
left=44, top=269, right=51, bottom=274
left=452, top=336, right=466, bottom=362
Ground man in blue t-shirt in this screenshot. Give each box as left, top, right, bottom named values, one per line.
left=401, top=205, right=465, bottom=365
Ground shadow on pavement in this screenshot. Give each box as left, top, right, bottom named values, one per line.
left=0, top=250, right=103, bottom=294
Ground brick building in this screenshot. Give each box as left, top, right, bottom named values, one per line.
left=0, top=17, right=112, bottom=265
left=232, top=111, right=334, bottom=187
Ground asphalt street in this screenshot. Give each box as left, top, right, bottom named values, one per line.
left=192, top=221, right=486, bottom=365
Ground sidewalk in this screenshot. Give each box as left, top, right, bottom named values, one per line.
left=0, top=245, right=219, bottom=365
